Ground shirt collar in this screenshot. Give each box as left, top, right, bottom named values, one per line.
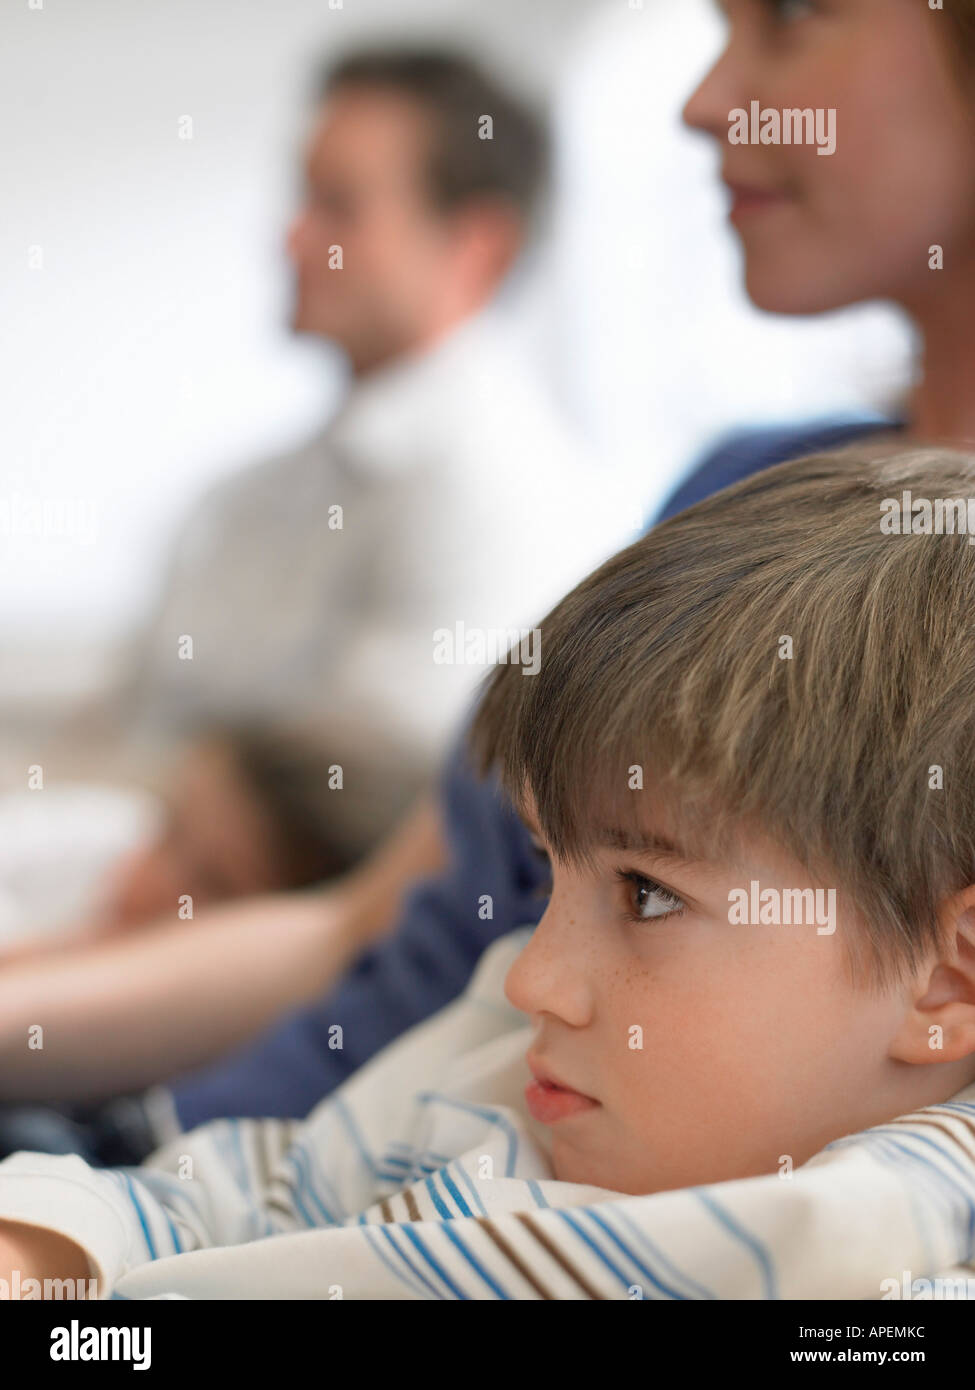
left=326, top=308, right=506, bottom=479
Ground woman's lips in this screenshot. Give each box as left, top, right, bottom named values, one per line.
left=724, top=182, right=791, bottom=224
left=525, top=1058, right=599, bottom=1125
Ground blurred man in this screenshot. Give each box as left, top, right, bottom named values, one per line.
left=3, top=47, right=634, bottom=941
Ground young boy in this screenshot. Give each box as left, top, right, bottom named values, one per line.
left=2, top=446, right=975, bottom=1300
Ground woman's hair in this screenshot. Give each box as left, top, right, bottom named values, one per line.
left=943, top=2, right=975, bottom=76
left=470, top=445, right=975, bottom=990
left=947, top=1, right=975, bottom=48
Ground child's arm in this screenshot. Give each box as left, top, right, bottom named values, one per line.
left=0, top=792, right=444, bottom=1102
left=0, top=930, right=529, bottom=1296
left=0, top=1122, right=299, bottom=1293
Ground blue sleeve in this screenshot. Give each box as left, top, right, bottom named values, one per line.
left=170, top=735, right=549, bottom=1126
left=654, top=417, right=895, bottom=525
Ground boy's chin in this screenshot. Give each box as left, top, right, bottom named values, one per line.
left=551, top=1134, right=775, bottom=1198
left=550, top=1137, right=658, bottom=1197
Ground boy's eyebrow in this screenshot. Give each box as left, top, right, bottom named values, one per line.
left=518, top=809, right=713, bottom=871
left=595, top=826, right=699, bottom=865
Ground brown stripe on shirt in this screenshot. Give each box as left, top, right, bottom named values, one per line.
left=514, top=1211, right=605, bottom=1299
left=890, top=1110, right=975, bottom=1161
left=476, top=1217, right=557, bottom=1299
left=267, top=1193, right=298, bottom=1223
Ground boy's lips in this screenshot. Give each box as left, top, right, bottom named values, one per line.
left=525, top=1055, right=599, bottom=1125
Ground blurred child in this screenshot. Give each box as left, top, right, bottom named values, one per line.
left=97, top=729, right=354, bottom=931
left=0, top=729, right=357, bottom=968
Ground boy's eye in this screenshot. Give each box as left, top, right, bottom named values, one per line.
left=617, top=870, right=685, bottom=923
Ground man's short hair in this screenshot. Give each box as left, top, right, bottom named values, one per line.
left=318, top=45, right=549, bottom=225
left=472, top=445, right=975, bottom=988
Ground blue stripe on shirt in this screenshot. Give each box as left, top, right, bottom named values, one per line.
left=691, top=1189, right=778, bottom=1299
left=611, top=1206, right=715, bottom=1300
left=439, top=1220, right=512, bottom=1300
left=417, top=1093, right=520, bottom=1175
left=438, top=1167, right=474, bottom=1218
left=399, top=1222, right=470, bottom=1300
left=120, top=1173, right=159, bottom=1261
left=555, top=1208, right=631, bottom=1294
left=585, top=1207, right=693, bottom=1300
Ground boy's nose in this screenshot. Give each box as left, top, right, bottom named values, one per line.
left=504, top=898, right=594, bottom=1028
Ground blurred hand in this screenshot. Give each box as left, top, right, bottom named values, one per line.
left=0, top=1220, right=94, bottom=1296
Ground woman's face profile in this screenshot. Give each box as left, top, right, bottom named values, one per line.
left=683, top=0, right=975, bottom=316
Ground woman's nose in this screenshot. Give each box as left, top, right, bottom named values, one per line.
left=682, top=47, right=740, bottom=142
left=285, top=210, right=311, bottom=263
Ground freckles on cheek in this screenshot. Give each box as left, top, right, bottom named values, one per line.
left=614, top=964, right=742, bottom=1078
left=613, top=960, right=656, bottom=1033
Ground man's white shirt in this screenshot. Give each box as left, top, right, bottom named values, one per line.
left=134, top=309, right=640, bottom=853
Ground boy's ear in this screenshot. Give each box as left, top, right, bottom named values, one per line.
left=889, top=887, right=975, bottom=1066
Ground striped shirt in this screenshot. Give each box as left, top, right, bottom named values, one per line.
left=1, top=928, right=974, bottom=1300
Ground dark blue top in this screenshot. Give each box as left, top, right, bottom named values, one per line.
left=172, top=414, right=893, bottom=1126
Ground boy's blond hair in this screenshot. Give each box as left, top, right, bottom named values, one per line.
left=471, top=447, right=975, bottom=988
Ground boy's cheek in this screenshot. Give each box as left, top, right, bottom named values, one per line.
left=594, top=931, right=881, bottom=1189
left=611, top=979, right=834, bottom=1118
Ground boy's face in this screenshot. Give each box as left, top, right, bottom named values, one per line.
left=506, top=795, right=917, bottom=1197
